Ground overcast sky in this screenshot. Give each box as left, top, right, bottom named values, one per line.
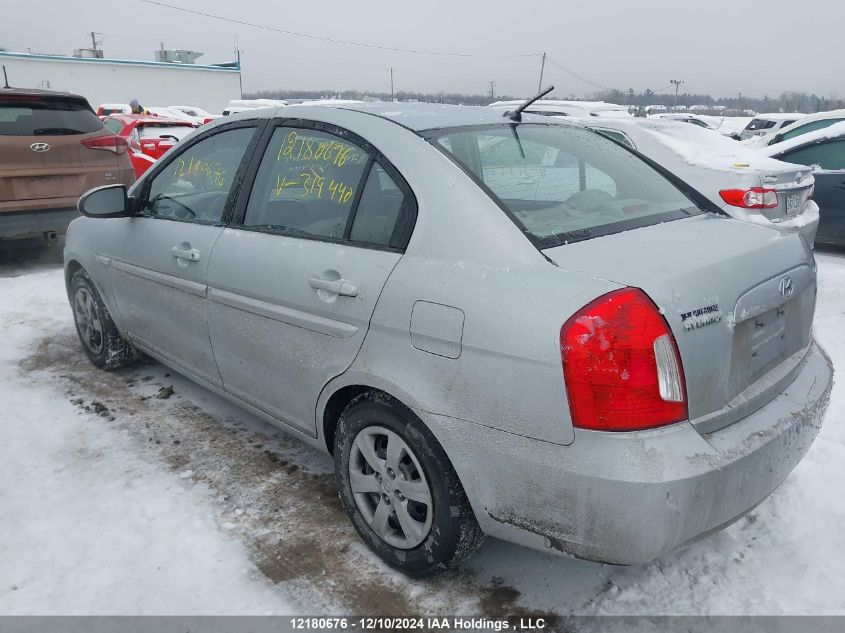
left=5, top=0, right=843, bottom=99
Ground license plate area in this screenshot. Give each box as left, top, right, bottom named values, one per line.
left=12, top=174, right=82, bottom=199
left=785, top=192, right=802, bottom=215
left=747, top=305, right=788, bottom=375
left=728, top=297, right=804, bottom=399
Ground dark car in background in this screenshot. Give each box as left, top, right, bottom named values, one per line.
left=765, top=121, right=845, bottom=247
left=0, top=88, right=135, bottom=243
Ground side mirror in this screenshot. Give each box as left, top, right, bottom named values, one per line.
left=78, top=184, right=130, bottom=218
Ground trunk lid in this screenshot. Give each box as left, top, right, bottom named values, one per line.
left=546, top=214, right=815, bottom=432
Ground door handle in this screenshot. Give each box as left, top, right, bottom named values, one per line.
left=171, top=246, right=201, bottom=262
left=309, top=276, right=358, bottom=297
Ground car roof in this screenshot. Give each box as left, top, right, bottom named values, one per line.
left=752, top=112, right=807, bottom=121
left=276, top=102, right=576, bottom=132
left=761, top=120, right=845, bottom=157
left=0, top=86, right=87, bottom=100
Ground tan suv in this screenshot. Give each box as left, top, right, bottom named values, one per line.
left=0, top=88, right=135, bottom=242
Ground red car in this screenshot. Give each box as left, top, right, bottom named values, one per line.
left=102, top=114, right=196, bottom=178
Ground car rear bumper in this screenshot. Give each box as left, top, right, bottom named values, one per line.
left=424, top=339, right=832, bottom=565
left=0, top=207, right=79, bottom=240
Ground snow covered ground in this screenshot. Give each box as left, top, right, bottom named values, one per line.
left=1, top=245, right=844, bottom=616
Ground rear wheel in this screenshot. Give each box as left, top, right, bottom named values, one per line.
left=70, top=269, right=136, bottom=370
left=334, top=391, right=485, bottom=576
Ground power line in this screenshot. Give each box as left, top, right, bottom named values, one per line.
left=544, top=56, right=615, bottom=92
left=139, top=0, right=540, bottom=59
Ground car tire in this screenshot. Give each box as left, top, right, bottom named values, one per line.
left=69, top=268, right=136, bottom=370
left=334, top=390, right=485, bottom=577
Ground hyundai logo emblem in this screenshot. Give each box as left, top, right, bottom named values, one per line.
left=778, top=276, right=794, bottom=298
left=29, top=142, right=51, bottom=153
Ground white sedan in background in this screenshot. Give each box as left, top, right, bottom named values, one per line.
left=579, top=117, right=819, bottom=246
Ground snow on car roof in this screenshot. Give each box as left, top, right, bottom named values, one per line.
left=588, top=118, right=796, bottom=173
left=759, top=120, right=845, bottom=158
left=752, top=112, right=807, bottom=121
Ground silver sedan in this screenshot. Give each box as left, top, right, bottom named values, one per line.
left=64, top=103, right=832, bottom=576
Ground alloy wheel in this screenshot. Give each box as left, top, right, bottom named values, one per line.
left=348, top=425, right=434, bottom=549
left=73, top=286, right=104, bottom=355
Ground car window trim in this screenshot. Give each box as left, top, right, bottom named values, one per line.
left=228, top=117, right=418, bottom=253
left=133, top=119, right=267, bottom=227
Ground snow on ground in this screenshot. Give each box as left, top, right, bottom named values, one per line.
left=0, top=269, right=297, bottom=615
left=1, top=246, right=844, bottom=616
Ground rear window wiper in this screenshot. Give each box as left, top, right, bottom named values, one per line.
left=32, top=127, right=85, bottom=135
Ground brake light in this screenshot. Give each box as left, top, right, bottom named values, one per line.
left=81, top=135, right=128, bottom=155
left=719, top=187, right=778, bottom=209
left=560, top=288, right=687, bottom=431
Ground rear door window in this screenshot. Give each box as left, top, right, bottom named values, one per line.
left=0, top=96, right=103, bottom=136
left=781, top=119, right=845, bottom=142
left=243, top=126, right=370, bottom=240
left=780, top=140, right=845, bottom=171
left=349, top=163, right=414, bottom=247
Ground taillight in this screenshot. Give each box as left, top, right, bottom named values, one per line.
left=719, top=187, right=778, bottom=209
left=81, top=135, right=128, bottom=155
left=560, top=288, right=687, bottom=432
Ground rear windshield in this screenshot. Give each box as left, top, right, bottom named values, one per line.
left=138, top=124, right=194, bottom=141
left=0, top=96, right=103, bottom=136
left=426, top=123, right=701, bottom=247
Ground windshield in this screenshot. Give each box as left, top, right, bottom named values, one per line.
left=427, top=123, right=701, bottom=247
left=0, top=96, right=103, bottom=136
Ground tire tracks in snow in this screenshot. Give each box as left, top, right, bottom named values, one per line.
left=20, top=330, right=557, bottom=620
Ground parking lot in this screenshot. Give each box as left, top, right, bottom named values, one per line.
left=1, top=242, right=843, bottom=616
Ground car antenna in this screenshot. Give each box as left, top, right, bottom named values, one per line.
left=505, top=85, right=555, bottom=122
left=2, top=66, right=10, bottom=89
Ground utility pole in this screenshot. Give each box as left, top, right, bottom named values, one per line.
left=234, top=37, right=243, bottom=99
left=89, top=31, right=102, bottom=51
left=389, top=67, right=395, bottom=101
left=489, top=80, right=496, bottom=100
left=537, top=52, right=546, bottom=93
left=670, top=79, right=685, bottom=110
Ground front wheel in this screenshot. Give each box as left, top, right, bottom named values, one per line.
left=69, top=269, right=136, bottom=370
left=334, top=391, right=485, bottom=576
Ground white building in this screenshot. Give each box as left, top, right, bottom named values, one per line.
left=0, top=50, right=241, bottom=115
